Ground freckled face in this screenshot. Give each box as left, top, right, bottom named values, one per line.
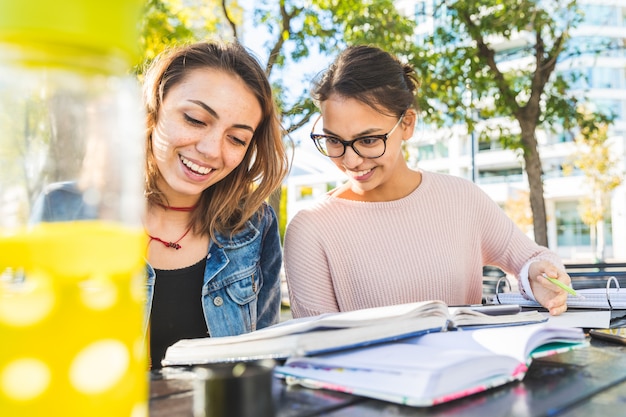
left=151, top=68, right=262, bottom=200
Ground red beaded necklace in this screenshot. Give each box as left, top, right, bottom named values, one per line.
left=148, top=226, right=192, bottom=250
left=147, top=203, right=197, bottom=249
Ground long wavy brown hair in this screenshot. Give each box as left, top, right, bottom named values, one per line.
left=142, top=41, right=289, bottom=241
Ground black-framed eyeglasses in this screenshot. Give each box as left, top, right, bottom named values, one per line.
left=310, top=113, right=405, bottom=159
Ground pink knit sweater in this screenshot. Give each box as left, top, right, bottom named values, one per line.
left=283, top=170, right=562, bottom=318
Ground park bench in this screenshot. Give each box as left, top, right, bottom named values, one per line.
left=565, top=262, right=626, bottom=290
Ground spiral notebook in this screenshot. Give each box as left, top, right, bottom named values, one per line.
left=491, top=276, right=626, bottom=328
left=493, top=276, right=626, bottom=310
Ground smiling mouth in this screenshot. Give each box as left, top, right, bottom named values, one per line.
left=348, top=168, right=373, bottom=178
left=180, top=155, right=212, bottom=175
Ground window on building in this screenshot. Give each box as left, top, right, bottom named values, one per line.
left=542, top=164, right=564, bottom=179
left=556, top=201, right=590, bottom=246
left=478, top=139, right=492, bottom=151
left=589, top=67, right=622, bottom=89
left=555, top=129, right=575, bottom=143
left=478, top=167, right=523, bottom=184
left=556, top=200, right=614, bottom=247
left=560, top=69, right=586, bottom=90
left=595, top=98, right=623, bottom=119
left=417, top=142, right=448, bottom=160
left=563, top=36, right=623, bottom=60
left=580, top=4, right=620, bottom=27
left=414, top=0, right=427, bottom=24
left=477, top=139, right=503, bottom=152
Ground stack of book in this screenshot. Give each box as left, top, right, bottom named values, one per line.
left=161, top=299, right=587, bottom=407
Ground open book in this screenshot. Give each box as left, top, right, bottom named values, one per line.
left=162, top=300, right=547, bottom=366
left=275, top=323, right=587, bottom=407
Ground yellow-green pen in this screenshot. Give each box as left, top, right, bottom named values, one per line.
left=542, top=273, right=584, bottom=299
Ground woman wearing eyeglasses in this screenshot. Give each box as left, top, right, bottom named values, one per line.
left=283, top=45, right=571, bottom=318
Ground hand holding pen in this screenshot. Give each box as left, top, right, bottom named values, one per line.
left=542, top=273, right=585, bottom=299
left=529, top=261, right=571, bottom=316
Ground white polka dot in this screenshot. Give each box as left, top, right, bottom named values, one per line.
left=1, top=358, right=51, bottom=400
left=69, top=339, right=129, bottom=394
left=130, top=402, right=148, bottom=417
left=0, top=272, right=55, bottom=327
left=79, top=275, right=118, bottom=310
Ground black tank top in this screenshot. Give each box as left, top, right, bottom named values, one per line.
left=149, top=257, right=208, bottom=368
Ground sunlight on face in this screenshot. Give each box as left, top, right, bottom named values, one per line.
left=151, top=68, right=263, bottom=200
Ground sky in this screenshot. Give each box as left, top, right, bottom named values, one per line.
left=238, top=1, right=332, bottom=151
left=238, top=0, right=268, bottom=59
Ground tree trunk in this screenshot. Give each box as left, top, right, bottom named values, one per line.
left=595, top=191, right=606, bottom=262
left=596, top=219, right=605, bottom=262
left=518, top=121, right=549, bottom=247
left=590, top=223, right=597, bottom=261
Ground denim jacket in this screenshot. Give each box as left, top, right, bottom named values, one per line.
left=31, top=182, right=282, bottom=338
left=145, top=203, right=282, bottom=337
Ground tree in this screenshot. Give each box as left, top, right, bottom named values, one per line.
left=504, top=189, right=533, bottom=235
left=563, top=112, right=623, bottom=262
left=412, top=0, right=612, bottom=247
left=137, top=0, right=239, bottom=72
left=247, top=0, right=418, bottom=134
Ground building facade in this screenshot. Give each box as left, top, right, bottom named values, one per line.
left=398, top=0, right=626, bottom=262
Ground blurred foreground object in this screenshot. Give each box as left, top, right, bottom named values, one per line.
left=0, top=1, right=147, bottom=416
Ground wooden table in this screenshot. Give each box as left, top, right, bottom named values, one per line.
left=150, top=337, right=626, bottom=416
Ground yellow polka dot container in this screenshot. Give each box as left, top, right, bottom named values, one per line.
left=0, top=222, right=148, bottom=417
left=0, top=1, right=146, bottom=415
